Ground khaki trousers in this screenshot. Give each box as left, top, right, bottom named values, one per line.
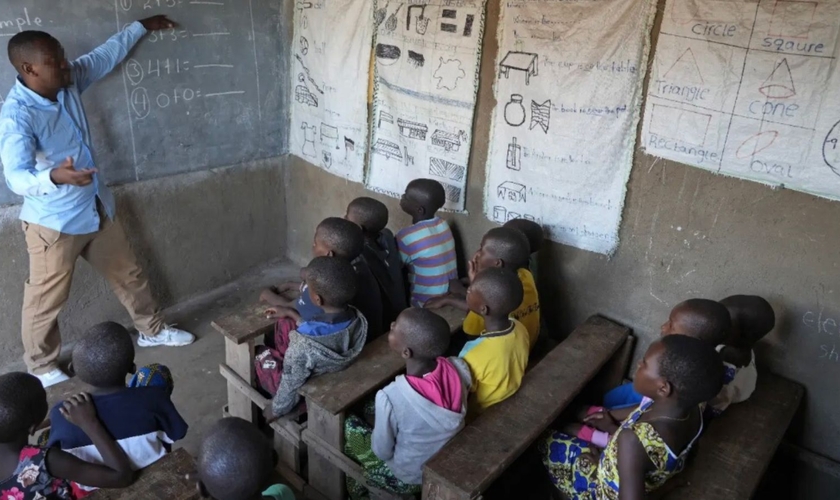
left=22, top=210, right=163, bottom=374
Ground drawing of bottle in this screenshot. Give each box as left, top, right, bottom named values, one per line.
left=505, top=94, right=526, bottom=127
left=416, top=13, right=429, bottom=34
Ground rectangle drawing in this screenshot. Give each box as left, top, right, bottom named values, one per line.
left=648, top=104, right=712, bottom=147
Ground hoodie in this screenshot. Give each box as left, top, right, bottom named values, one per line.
left=270, top=308, right=368, bottom=416
left=371, top=357, right=472, bottom=484
left=363, top=229, right=408, bottom=324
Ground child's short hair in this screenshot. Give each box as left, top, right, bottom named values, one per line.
left=317, top=217, right=364, bottom=260
left=0, top=372, right=47, bottom=443
left=470, top=268, right=524, bottom=317
left=658, top=335, right=725, bottom=406
left=198, top=417, right=274, bottom=500
left=483, top=227, right=531, bottom=269
left=719, top=295, right=775, bottom=346
left=503, top=218, right=543, bottom=255
left=73, top=322, right=135, bottom=388
left=347, top=197, right=389, bottom=233
left=674, top=299, right=731, bottom=345
left=398, top=308, right=450, bottom=358
left=405, top=179, right=446, bottom=213
left=306, top=256, right=358, bottom=307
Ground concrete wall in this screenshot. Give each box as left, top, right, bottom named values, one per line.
left=284, top=0, right=840, bottom=481
left=0, top=159, right=287, bottom=371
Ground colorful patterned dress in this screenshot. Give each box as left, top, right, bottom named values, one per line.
left=0, top=447, right=74, bottom=500
left=540, top=398, right=703, bottom=499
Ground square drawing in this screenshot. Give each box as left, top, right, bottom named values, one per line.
left=768, top=0, right=818, bottom=39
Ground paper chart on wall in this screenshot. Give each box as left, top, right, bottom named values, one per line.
left=483, top=0, right=656, bottom=254
left=365, top=0, right=487, bottom=211
left=289, top=0, right=373, bottom=182
left=642, top=0, right=840, bottom=201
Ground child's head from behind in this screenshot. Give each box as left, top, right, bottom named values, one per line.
left=633, top=335, right=724, bottom=407
left=400, top=179, right=446, bottom=220
left=345, top=197, right=389, bottom=235
left=72, top=321, right=135, bottom=388
left=388, top=308, right=450, bottom=361
left=313, top=217, right=364, bottom=260
left=466, top=268, right=524, bottom=320
left=0, top=372, right=48, bottom=444
left=197, top=417, right=275, bottom=500
left=502, top=218, right=544, bottom=255
left=303, top=256, right=357, bottom=310
left=660, top=298, right=730, bottom=346
left=720, top=295, right=775, bottom=347
left=473, top=227, right=530, bottom=273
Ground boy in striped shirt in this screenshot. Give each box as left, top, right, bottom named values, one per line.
left=397, top=179, right=458, bottom=307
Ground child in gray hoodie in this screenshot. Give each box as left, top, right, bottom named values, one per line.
left=263, top=257, right=368, bottom=421
left=344, top=308, right=471, bottom=498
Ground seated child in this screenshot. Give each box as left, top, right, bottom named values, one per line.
left=345, top=196, right=408, bottom=325
left=262, top=217, right=384, bottom=340
left=47, top=322, right=188, bottom=496
left=707, top=295, right=775, bottom=416
left=196, top=417, right=295, bottom=500
left=0, top=373, right=134, bottom=499
left=427, top=227, right=540, bottom=350
left=261, top=257, right=368, bottom=420
left=459, top=267, right=530, bottom=415
left=503, top=217, right=544, bottom=279
left=343, top=308, right=471, bottom=498
left=396, top=179, right=458, bottom=307
left=541, top=335, right=724, bottom=499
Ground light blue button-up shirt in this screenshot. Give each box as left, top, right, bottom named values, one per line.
left=0, top=22, right=147, bottom=235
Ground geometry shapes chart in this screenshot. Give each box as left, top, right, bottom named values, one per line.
left=642, top=0, right=840, bottom=202
left=484, top=0, right=657, bottom=254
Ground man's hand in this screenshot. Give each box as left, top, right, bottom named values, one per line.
left=50, top=157, right=97, bottom=187
left=60, top=393, right=100, bottom=430
left=140, top=15, right=177, bottom=31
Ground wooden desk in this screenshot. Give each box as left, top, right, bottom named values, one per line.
left=423, top=316, right=629, bottom=500
left=88, top=448, right=197, bottom=500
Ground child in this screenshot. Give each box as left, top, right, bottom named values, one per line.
left=396, top=179, right=458, bottom=307
left=261, top=257, right=368, bottom=421
left=0, top=373, right=135, bottom=499
left=427, top=227, right=540, bottom=350
left=343, top=308, right=471, bottom=498
left=708, top=295, right=775, bottom=416
left=503, top=218, right=544, bottom=279
left=345, top=197, right=408, bottom=325
left=261, top=217, right=384, bottom=340
left=459, top=267, right=530, bottom=415
left=541, top=335, right=724, bottom=499
left=196, top=417, right=295, bottom=500
left=47, top=322, right=188, bottom=496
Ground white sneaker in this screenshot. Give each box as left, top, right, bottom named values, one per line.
left=137, top=325, right=195, bottom=347
left=34, top=369, right=70, bottom=388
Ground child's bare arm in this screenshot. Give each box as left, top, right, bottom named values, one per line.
left=260, top=287, right=298, bottom=307
left=448, top=278, right=467, bottom=297
left=424, top=294, right=469, bottom=311
left=616, top=430, right=653, bottom=500
left=47, top=393, right=135, bottom=488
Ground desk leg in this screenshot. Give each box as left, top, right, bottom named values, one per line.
left=225, top=339, right=256, bottom=422
left=307, top=403, right=345, bottom=500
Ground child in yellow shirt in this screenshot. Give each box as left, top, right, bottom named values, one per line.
left=458, top=267, right=530, bottom=415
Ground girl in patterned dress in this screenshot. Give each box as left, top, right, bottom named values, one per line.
left=0, top=373, right=134, bottom=500
left=540, top=335, right=725, bottom=499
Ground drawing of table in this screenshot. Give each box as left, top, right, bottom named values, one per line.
left=499, top=51, right=538, bottom=86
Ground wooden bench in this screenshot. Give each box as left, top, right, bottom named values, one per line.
left=659, top=372, right=803, bottom=500
left=422, top=315, right=630, bottom=500
left=211, top=302, right=307, bottom=487
left=88, top=447, right=197, bottom=500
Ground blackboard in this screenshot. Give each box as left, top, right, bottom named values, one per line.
left=0, top=0, right=287, bottom=206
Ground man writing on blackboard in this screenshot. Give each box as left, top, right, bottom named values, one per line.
left=0, top=15, right=195, bottom=388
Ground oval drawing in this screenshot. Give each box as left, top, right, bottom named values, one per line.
left=824, top=119, right=840, bottom=176
left=376, top=44, right=401, bottom=66
left=735, top=130, right=778, bottom=160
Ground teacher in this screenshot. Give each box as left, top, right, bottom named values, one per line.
left=0, top=15, right=194, bottom=388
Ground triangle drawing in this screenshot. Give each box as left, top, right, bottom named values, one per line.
left=759, top=59, right=796, bottom=99
left=663, top=48, right=704, bottom=85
